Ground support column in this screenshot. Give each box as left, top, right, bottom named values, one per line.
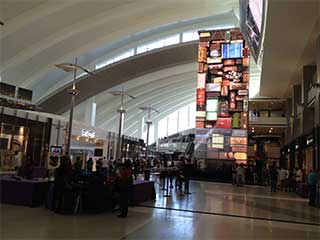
left=137, top=113, right=144, bottom=140
left=292, top=85, right=302, bottom=138
left=315, top=34, right=320, bottom=168
left=83, top=97, right=97, bottom=127
left=153, top=120, right=159, bottom=144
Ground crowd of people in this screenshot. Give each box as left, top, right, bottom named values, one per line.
left=231, top=163, right=256, bottom=186
left=53, top=156, right=134, bottom=218
left=231, top=163, right=319, bottom=206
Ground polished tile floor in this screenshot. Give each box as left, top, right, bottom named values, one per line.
left=1, top=181, right=320, bottom=240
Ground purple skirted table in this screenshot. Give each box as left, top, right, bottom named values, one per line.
left=0, top=177, right=49, bottom=207
left=131, top=180, right=156, bottom=205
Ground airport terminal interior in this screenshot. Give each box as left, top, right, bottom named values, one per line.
left=0, top=0, right=320, bottom=239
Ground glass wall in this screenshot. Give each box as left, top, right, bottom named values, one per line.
left=94, top=25, right=235, bottom=71
left=157, top=102, right=195, bottom=141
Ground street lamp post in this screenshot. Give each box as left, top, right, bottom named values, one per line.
left=110, top=88, right=135, bottom=162
left=55, top=59, right=94, bottom=154
left=139, top=104, right=160, bottom=158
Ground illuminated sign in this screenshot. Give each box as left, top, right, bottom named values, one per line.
left=234, top=152, right=247, bottom=160
left=306, top=138, right=313, bottom=146
left=212, top=134, right=224, bottom=149
left=81, top=129, right=95, bottom=138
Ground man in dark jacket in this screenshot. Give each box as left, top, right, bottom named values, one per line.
left=269, top=165, right=278, bottom=192
left=116, top=161, right=133, bottom=218
left=53, top=155, right=72, bottom=213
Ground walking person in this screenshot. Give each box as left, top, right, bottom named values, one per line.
left=279, top=167, right=287, bottom=191
left=307, top=169, right=319, bottom=207
left=115, top=160, right=133, bottom=218
left=232, top=164, right=238, bottom=185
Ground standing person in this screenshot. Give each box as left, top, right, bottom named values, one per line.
left=116, top=160, right=133, bottom=218
left=86, top=158, right=93, bottom=172
left=262, top=166, right=270, bottom=186
left=279, top=167, right=287, bottom=191
left=236, top=164, right=245, bottom=187
left=101, top=157, right=108, bottom=177
left=269, top=165, right=279, bottom=192
left=53, top=155, right=72, bottom=213
left=307, top=169, right=318, bottom=207
left=232, top=164, right=238, bottom=185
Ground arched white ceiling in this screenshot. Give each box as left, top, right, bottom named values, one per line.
left=1, top=0, right=258, bottom=140
left=1, top=0, right=239, bottom=95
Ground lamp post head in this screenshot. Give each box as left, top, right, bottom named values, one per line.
left=109, top=90, right=135, bottom=99
left=139, top=106, right=160, bottom=114
left=55, top=63, right=94, bottom=76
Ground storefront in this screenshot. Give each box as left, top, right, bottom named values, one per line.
left=121, top=136, right=144, bottom=161
left=0, top=107, right=52, bottom=170
left=294, top=137, right=304, bottom=169
left=304, top=130, right=315, bottom=172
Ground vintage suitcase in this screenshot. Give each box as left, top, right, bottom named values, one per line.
left=198, top=46, right=207, bottom=62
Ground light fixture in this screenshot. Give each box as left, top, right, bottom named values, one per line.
left=139, top=104, right=160, bottom=158
left=55, top=58, right=94, bottom=154
left=55, top=63, right=94, bottom=76
left=109, top=87, right=135, bottom=161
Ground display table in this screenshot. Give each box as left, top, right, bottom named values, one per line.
left=0, top=177, right=49, bottom=207
left=46, top=180, right=156, bottom=212
left=131, top=180, right=156, bottom=205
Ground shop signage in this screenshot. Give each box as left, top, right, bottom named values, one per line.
left=306, top=138, right=313, bottom=146
left=81, top=129, right=95, bottom=138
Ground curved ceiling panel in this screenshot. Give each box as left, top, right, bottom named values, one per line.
left=39, top=42, right=198, bottom=114
left=70, top=63, right=196, bottom=138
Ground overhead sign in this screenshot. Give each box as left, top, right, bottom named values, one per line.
left=81, top=129, right=95, bottom=138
